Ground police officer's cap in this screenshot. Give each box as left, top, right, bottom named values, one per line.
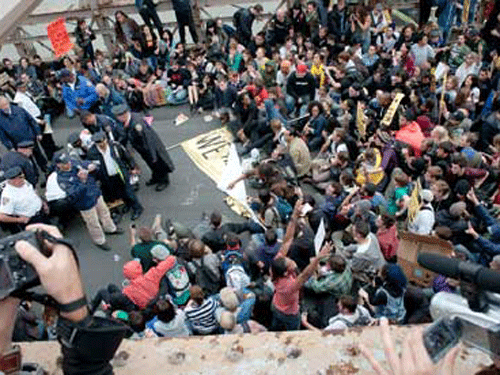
left=92, top=131, right=106, bottom=143
left=17, top=140, right=34, bottom=148
left=111, top=104, right=129, bottom=117
left=53, top=151, right=70, bottom=165
left=4, top=166, right=23, bottom=179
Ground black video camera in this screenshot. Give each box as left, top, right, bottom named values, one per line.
left=0, top=231, right=45, bottom=301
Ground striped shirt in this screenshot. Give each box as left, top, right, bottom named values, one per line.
left=184, top=298, right=219, bottom=335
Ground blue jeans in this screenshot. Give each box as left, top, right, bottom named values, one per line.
left=475, top=204, right=500, bottom=243
left=237, top=288, right=256, bottom=324
left=264, top=99, right=287, bottom=126
left=167, top=88, right=188, bottom=105
left=285, top=95, right=309, bottom=116
left=271, top=304, right=300, bottom=331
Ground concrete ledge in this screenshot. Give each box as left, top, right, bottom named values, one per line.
left=19, top=326, right=493, bottom=374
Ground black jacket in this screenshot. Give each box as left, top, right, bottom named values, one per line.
left=286, top=72, right=316, bottom=101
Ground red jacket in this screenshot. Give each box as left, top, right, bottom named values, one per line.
left=122, top=257, right=175, bottom=309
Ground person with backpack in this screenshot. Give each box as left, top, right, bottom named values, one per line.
left=186, top=239, right=223, bottom=296
left=220, top=234, right=252, bottom=292
left=233, top=4, right=263, bottom=47
left=301, top=295, right=373, bottom=331
left=160, top=254, right=191, bottom=306
left=358, top=263, right=407, bottom=324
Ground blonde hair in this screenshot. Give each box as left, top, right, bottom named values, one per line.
left=219, top=311, right=236, bottom=330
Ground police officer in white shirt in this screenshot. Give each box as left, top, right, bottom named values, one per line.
left=0, top=166, right=49, bottom=232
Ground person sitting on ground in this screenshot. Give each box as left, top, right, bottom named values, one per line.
left=408, top=189, right=435, bottom=235
left=184, top=285, right=220, bottom=335
left=302, top=295, right=373, bottom=331
left=144, top=296, right=191, bottom=337
left=358, top=263, right=407, bottom=323
left=219, top=310, right=267, bottom=334
left=303, top=254, right=353, bottom=298
left=130, top=226, right=172, bottom=272
left=338, top=220, right=386, bottom=275
left=90, top=253, right=176, bottom=313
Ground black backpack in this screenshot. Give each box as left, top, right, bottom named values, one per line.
left=189, top=257, right=223, bottom=296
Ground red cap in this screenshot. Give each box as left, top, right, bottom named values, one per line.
left=296, top=64, right=308, bottom=74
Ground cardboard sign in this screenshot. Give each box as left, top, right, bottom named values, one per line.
left=407, top=179, right=422, bottom=223
left=314, top=218, right=326, bottom=256
left=356, top=101, right=366, bottom=138
left=47, top=18, right=74, bottom=57
left=380, top=93, right=405, bottom=128
left=462, top=0, right=470, bottom=24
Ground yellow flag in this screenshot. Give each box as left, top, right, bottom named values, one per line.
left=383, top=10, right=392, bottom=25
left=381, top=93, right=405, bottom=128
left=408, top=179, right=422, bottom=223
left=462, top=0, right=470, bottom=24
left=357, top=101, right=366, bottom=138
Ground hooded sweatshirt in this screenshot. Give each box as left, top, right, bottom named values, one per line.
left=395, top=121, right=424, bottom=156
left=122, top=257, right=175, bottom=309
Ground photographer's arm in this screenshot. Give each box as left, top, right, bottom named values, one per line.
left=14, top=224, right=88, bottom=323
left=359, top=318, right=460, bottom=375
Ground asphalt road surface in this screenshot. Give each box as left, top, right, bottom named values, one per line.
left=50, top=105, right=245, bottom=296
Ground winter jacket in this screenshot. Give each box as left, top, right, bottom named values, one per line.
left=122, top=257, right=175, bottom=309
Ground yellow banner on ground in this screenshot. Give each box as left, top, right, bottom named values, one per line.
left=181, top=127, right=233, bottom=183
left=381, top=93, right=405, bottom=128
left=181, top=127, right=254, bottom=219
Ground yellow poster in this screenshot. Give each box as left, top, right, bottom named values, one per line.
left=462, top=0, right=470, bottom=24
left=357, top=101, right=366, bottom=138
left=408, top=179, right=422, bottom=223
left=381, top=93, right=405, bottom=128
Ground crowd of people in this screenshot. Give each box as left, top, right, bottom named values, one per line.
left=2, top=0, right=500, bottom=372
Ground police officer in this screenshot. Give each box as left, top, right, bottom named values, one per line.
left=79, top=110, right=126, bottom=144
left=0, top=140, right=39, bottom=187
left=112, top=104, right=174, bottom=192
left=53, top=151, right=122, bottom=251
left=0, top=96, right=47, bottom=172
left=0, top=166, right=49, bottom=232
left=87, top=131, right=143, bottom=221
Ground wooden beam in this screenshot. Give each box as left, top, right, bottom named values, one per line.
left=21, top=0, right=261, bottom=26
left=6, top=13, right=274, bottom=44
left=0, top=0, right=44, bottom=44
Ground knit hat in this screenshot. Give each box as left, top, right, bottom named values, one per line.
left=296, top=64, right=308, bottom=74
left=219, top=287, right=239, bottom=311
left=150, top=244, right=171, bottom=260
left=281, top=60, right=291, bottom=70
